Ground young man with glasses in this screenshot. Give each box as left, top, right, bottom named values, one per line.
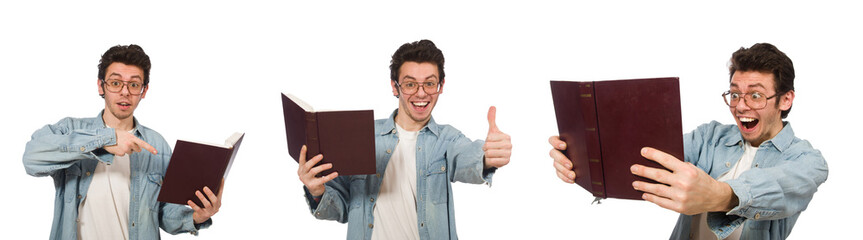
left=296, top=39, right=512, bottom=239
left=549, top=43, right=827, bottom=239
left=23, top=45, right=223, bottom=239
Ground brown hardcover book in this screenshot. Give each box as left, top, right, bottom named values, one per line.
left=158, top=132, right=244, bottom=206
left=281, top=93, right=376, bottom=176
left=550, top=77, right=684, bottom=201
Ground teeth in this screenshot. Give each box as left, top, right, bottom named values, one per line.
left=119, top=103, right=130, bottom=106
left=740, top=117, right=755, bottom=123
left=413, top=102, right=428, bottom=107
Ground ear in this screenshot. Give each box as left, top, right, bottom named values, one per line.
left=391, top=80, right=399, bottom=97
left=140, top=85, right=149, bottom=99
left=97, top=79, right=104, bottom=96
left=438, top=79, right=445, bottom=94
left=779, top=90, right=794, bottom=111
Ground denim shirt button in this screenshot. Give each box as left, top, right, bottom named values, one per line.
left=754, top=163, right=759, bottom=168
left=386, top=149, right=392, bottom=154
left=725, top=162, right=731, bottom=167
left=754, top=213, right=761, bottom=220
left=376, top=173, right=381, bottom=178
left=368, top=223, right=374, bottom=229
left=132, top=222, right=135, bottom=227
left=370, top=198, right=375, bottom=202
left=77, top=194, right=82, bottom=199
left=441, top=166, right=446, bottom=171
left=86, top=171, right=91, bottom=176
left=80, top=146, right=86, bottom=152
left=421, top=222, right=425, bottom=227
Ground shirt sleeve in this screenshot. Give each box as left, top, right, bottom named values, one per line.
left=23, top=118, right=118, bottom=177
left=307, top=175, right=352, bottom=223
left=724, top=145, right=828, bottom=220
left=445, top=130, right=490, bottom=186
left=159, top=202, right=210, bottom=235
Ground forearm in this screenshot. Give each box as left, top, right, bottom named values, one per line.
left=449, top=138, right=488, bottom=185
left=724, top=158, right=827, bottom=220
left=23, top=123, right=117, bottom=176
left=160, top=203, right=207, bottom=235
left=307, top=178, right=351, bottom=223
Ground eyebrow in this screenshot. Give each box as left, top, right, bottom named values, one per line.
left=401, top=75, right=438, bottom=82
left=108, top=72, right=143, bottom=81
left=729, top=82, right=766, bottom=90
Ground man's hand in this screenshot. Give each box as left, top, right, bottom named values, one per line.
left=105, top=130, right=157, bottom=156
left=549, top=136, right=575, bottom=183
left=297, top=145, right=338, bottom=197
left=483, top=106, right=511, bottom=169
left=631, top=147, right=738, bottom=215
left=189, top=179, right=224, bottom=224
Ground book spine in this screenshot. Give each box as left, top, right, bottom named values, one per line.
left=305, top=112, right=321, bottom=157
left=580, top=82, right=606, bottom=199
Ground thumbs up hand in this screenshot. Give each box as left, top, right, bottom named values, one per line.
left=483, top=106, right=512, bottom=169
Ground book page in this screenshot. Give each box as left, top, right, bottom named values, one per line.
left=224, top=132, right=245, bottom=148
left=284, top=93, right=314, bottom=112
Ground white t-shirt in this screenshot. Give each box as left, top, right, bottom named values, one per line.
left=692, top=142, right=758, bottom=240
left=78, top=129, right=133, bottom=240
left=371, top=123, right=420, bottom=240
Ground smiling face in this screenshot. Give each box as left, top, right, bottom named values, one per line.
left=98, top=62, right=147, bottom=128
left=391, top=61, right=444, bottom=131
left=729, top=71, right=794, bottom=146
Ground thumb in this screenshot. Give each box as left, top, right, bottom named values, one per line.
left=487, top=106, right=499, bottom=133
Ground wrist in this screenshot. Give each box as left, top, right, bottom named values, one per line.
left=716, top=182, right=738, bottom=212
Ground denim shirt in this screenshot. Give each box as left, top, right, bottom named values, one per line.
left=304, top=110, right=495, bottom=240
left=669, top=121, right=828, bottom=240
left=22, top=111, right=211, bottom=240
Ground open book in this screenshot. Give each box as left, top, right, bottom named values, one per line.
left=281, top=93, right=375, bottom=176
left=551, top=77, right=684, bottom=201
left=158, top=132, right=244, bottom=206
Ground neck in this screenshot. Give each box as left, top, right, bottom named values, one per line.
left=394, top=110, right=428, bottom=132
left=102, top=110, right=135, bottom=131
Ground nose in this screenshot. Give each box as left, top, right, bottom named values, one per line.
left=735, top=98, right=752, bottom=112
left=119, top=83, right=131, bottom=96
left=415, top=86, right=429, bottom=97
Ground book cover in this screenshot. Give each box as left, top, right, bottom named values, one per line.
left=551, top=77, right=684, bottom=200
left=281, top=93, right=376, bottom=176
left=158, top=132, right=244, bottom=206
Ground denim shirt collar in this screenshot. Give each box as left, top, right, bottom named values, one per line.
left=723, top=121, right=794, bottom=152
left=97, top=110, right=143, bottom=136
left=379, top=109, right=441, bottom=137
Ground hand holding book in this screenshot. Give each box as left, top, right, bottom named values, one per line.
left=549, top=136, right=575, bottom=184
left=297, top=145, right=338, bottom=197
left=631, top=147, right=738, bottom=215
left=189, top=178, right=224, bottom=224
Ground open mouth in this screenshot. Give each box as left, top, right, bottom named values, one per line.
left=412, top=101, right=429, bottom=108
left=740, top=117, right=759, bottom=130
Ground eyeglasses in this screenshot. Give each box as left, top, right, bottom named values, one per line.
left=396, top=81, right=441, bottom=95
left=721, top=90, right=779, bottom=110
left=102, top=79, right=145, bottom=95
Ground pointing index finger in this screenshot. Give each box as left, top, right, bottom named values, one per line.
left=136, top=138, right=158, bottom=155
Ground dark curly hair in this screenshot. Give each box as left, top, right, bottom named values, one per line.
left=389, top=39, right=445, bottom=83
left=98, top=44, right=151, bottom=85
left=728, top=43, right=795, bottom=118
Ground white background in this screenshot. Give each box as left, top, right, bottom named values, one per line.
left=1, top=1, right=858, bottom=239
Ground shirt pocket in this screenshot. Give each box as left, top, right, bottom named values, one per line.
left=426, top=159, right=449, bottom=204
left=349, top=175, right=367, bottom=209
left=147, top=173, right=164, bottom=212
